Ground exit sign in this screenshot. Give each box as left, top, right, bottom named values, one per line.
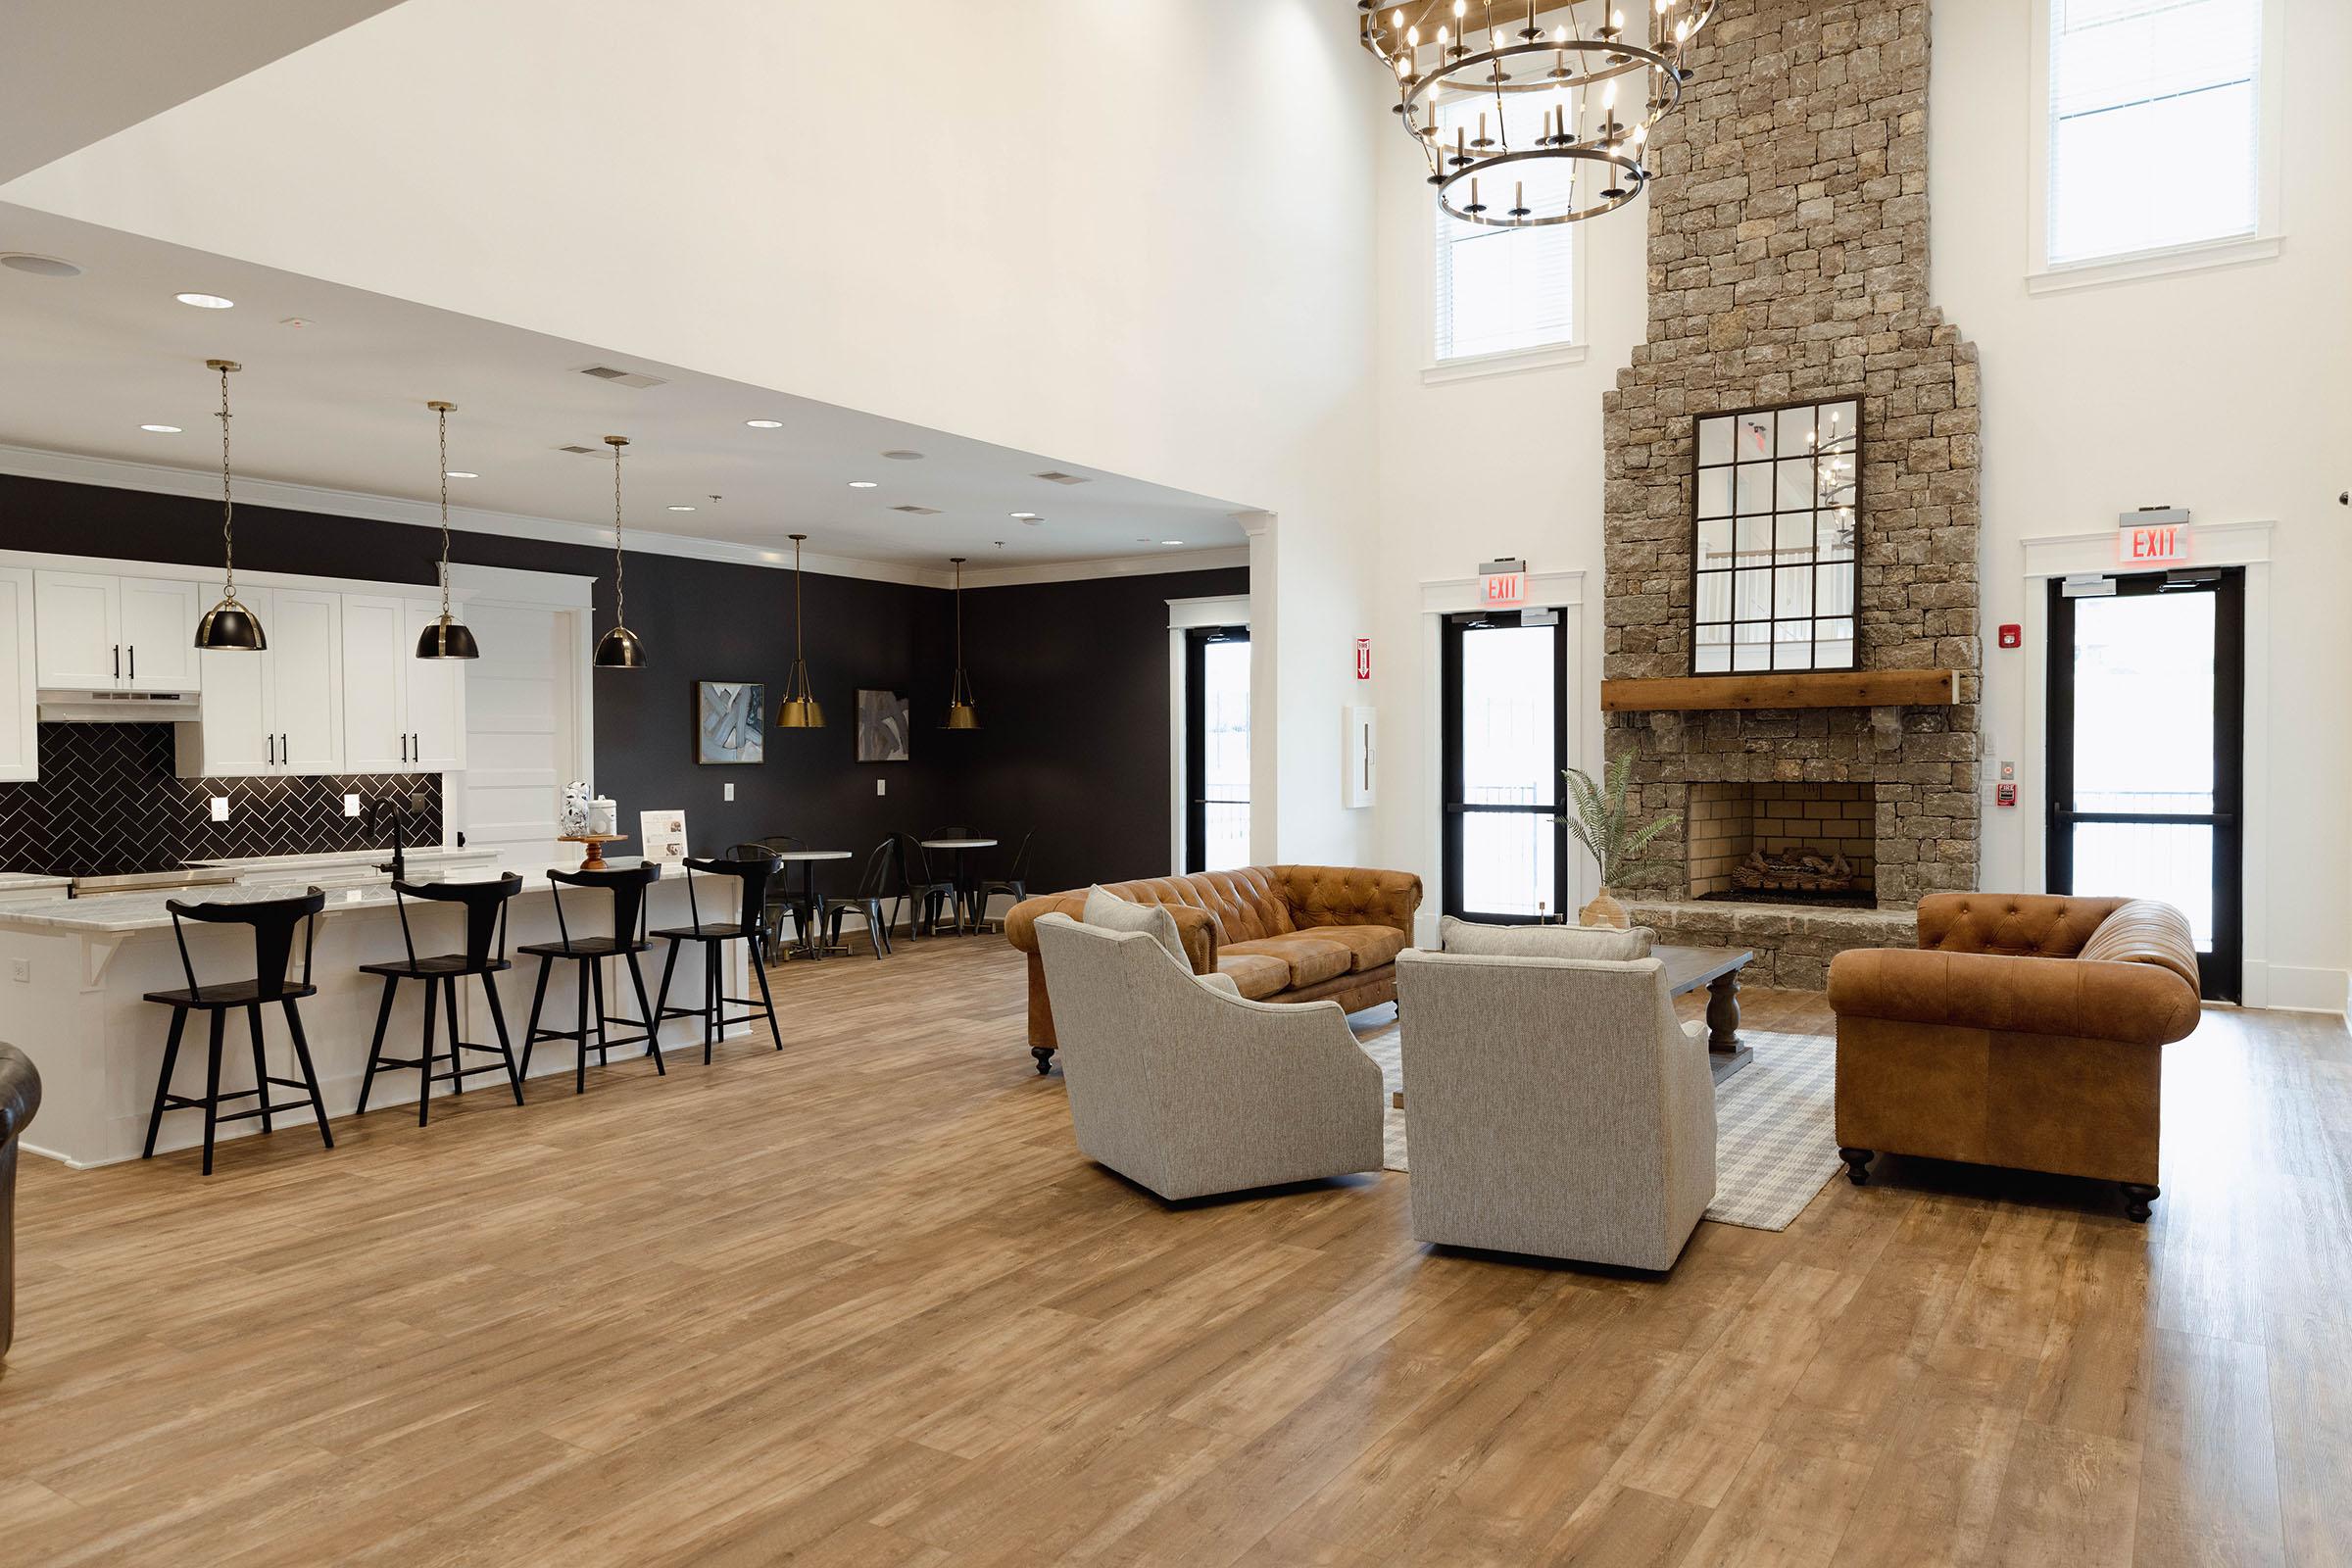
left=1480, top=558, right=1528, bottom=609
left=2118, top=521, right=2193, bottom=565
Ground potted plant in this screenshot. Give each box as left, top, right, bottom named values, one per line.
left=1559, top=756, right=1676, bottom=929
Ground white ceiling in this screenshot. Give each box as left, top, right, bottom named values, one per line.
left=0, top=206, right=1252, bottom=570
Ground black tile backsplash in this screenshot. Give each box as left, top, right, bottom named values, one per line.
left=0, top=723, right=444, bottom=878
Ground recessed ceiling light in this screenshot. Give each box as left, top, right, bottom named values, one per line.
left=1160, top=539, right=1184, bottom=546
left=745, top=418, right=783, bottom=429
left=881, top=449, right=924, bottom=461
left=444, top=469, right=478, bottom=479
left=667, top=504, right=696, bottom=512
left=1009, top=511, right=1041, bottom=520
left=848, top=480, right=878, bottom=489
left=139, top=423, right=182, bottom=433
left=174, top=291, right=234, bottom=309
left=0, top=253, right=83, bottom=277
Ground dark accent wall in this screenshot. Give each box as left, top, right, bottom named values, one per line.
left=0, top=473, right=1232, bottom=894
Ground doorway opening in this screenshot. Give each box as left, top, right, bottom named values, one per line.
left=1441, top=610, right=1567, bottom=922
left=1183, top=625, right=1250, bottom=873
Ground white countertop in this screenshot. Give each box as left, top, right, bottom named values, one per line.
left=0, top=858, right=655, bottom=935
left=190, top=847, right=500, bottom=875
left=0, top=873, right=74, bottom=896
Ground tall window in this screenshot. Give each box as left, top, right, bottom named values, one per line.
left=1184, top=627, right=1250, bottom=873
left=2045, top=0, right=2268, bottom=267
left=1433, top=96, right=1574, bottom=362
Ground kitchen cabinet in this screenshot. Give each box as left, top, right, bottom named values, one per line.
left=342, top=594, right=467, bottom=774
left=173, top=587, right=345, bottom=777
left=0, top=567, right=36, bottom=782
left=32, top=570, right=204, bottom=693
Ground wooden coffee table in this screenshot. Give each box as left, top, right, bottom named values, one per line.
left=1656, top=943, right=1757, bottom=1082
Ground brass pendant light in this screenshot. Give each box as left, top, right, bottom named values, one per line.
left=775, top=532, right=824, bottom=727
left=943, top=555, right=979, bottom=729
left=414, top=400, right=481, bottom=660
left=592, top=434, right=647, bottom=668
left=193, top=359, right=266, bottom=651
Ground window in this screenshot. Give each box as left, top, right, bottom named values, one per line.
left=1432, top=95, right=1575, bottom=364
left=1442, top=612, right=1566, bottom=921
left=1184, top=627, right=1250, bottom=873
left=1691, top=400, right=1860, bottom=673
left=2043, top=0, right=2270, bottom=270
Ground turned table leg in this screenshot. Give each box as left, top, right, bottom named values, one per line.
left=1705, top=971, right=1754, bottom=1083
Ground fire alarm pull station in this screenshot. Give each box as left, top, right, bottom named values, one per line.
left=1996, top=783, right=2018, bottom=808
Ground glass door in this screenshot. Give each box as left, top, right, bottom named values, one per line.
left=1184, top=626, right=1251, bottom=873
left=2046, top=567, right=2243, bottom=1000
left=1443, top=611, right=1567, bottom=922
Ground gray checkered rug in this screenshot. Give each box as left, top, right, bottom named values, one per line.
left=1355, top=1026, right=1840, bottom=1233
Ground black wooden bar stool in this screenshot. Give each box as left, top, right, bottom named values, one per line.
left=357, top=873, right=526, bottom=1125
left=652, top=855, right=785, bottom=1061
left=140, top=889, right=333, bottom=1176
left=519, top=863, right=664, bottom=1093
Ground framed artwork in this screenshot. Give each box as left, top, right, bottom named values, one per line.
left=697, top=681, right=764, bottom=764
left=857, top=688, right=911, bottom=762
left=1690, top=396, right=1863, bottom=674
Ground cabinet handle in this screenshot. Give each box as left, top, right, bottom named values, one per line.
left=128, top=646, right=135, bottom=681
left=281, top=733, right=290, bottom=766
left=113, top=644, right=121, bottom=679
left=401, top=733, right=409, bottom=763
left=268, top=734, right=276, bottom=765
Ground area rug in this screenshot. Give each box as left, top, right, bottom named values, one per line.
left=1355, top=1027, right=1841, bottom=1233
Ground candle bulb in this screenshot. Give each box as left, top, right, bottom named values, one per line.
left=1515, top=178, right=1524, bottom=211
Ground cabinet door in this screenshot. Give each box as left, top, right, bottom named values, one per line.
left=340, top=594, right=411, bottom=772
left=32, top=570, right=121, bottom=688
left=191, top=587, right=274, bottom=775
left=404, top=599, right=467, bottom=772
left=119, top=576, right=204, bottom=692
left=270, top=589, right=345, bottom=773
left=0, top=568, right=36, bottom=782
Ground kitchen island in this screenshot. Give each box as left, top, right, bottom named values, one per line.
left=0, top=858, right=757, bottom=1168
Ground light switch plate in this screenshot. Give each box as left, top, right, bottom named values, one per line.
left=876, top=779, right=886, bottom=796
left=209, top=797, right=230, bottom=823
left=344, top=793, right=363, bottom=817
left=724, top=782, right=735, bottom=803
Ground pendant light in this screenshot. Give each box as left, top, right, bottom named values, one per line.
left=943, top=555, right=979, bottom=729
left=414, top=400, right=481, bottom=660
left=593, top=434, right=647, bottom=668
left=193, top=358, right=266, bottom=651
left=775, top=532, right=825, bottom=727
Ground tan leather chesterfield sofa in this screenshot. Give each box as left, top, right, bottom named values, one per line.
left=1827, top=894, right=2201, bottom=1221
left=1004, top=866, right=1423, bottom=1072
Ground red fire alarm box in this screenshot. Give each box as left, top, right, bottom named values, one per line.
left=1995, top=783, right=2017, bottom=808
left=1998, top=623, right=2021, bottom=649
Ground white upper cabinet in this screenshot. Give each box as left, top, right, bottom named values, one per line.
left=0, top=568, right=37, bottom=782
left=404, top=599, right=467, bottom=772
left=32, top=571, right=203, bottom=693
left=174, top=587, right=347, bottom=777
left=342, top=595, right=466, bottom=774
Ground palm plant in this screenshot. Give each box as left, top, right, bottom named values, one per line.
left=1559, top=755, right=1676, bottom=891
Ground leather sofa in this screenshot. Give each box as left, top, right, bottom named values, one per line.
left=1827, top=894, right=2200, bottom=1221
left=1, top=1043, right=39, bottom=1359
left=1004, top=866, right=1423, bottom=1072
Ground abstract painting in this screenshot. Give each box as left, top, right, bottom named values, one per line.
left=857, top=689, right=910, bottom=762
left=697, top=681, right=764, bottom=764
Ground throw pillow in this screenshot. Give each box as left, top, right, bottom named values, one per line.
left=1439, top=915, right=1653, bottom=961
left=1082, top=886, right=1189, bottom=969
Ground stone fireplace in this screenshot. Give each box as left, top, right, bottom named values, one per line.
left=1599, top=0, right=1984, bottom=988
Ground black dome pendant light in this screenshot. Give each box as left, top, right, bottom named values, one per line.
left=193, top=358, right=266, bottom=652
left=592, top=434, right=647, bottom=668
left=415, top=399, right=481, bottom=660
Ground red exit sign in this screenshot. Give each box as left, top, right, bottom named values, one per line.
left=1479, top=558, right=1529, bottom=609
left=2118, top=518, right=2192, bottom=565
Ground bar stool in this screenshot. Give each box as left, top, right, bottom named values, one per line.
left=652, top=855, right=786, bottom=1060
left=140, top=889, right=333, bottom=1176
left=357, top=873, right=526, bottom=1124
left=519, top=863, right=664, bottom=1094
left=820, top=839, right=898, bottom=959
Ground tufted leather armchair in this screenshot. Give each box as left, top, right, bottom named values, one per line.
left=1, top=1042, right=39, bottom=1358
left=1004, top=866, right=1423, bottom=1072
left=1827, top=893, right=2201, bottom=1220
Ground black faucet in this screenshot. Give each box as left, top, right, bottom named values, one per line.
left=367, top=795, right=423, bottom=882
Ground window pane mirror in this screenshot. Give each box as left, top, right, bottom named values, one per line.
left=1690, top=398, right=1863, bottom=673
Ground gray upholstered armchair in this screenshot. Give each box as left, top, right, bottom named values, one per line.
left=1032, top=913, right=1384, bottom=1200
left=1395, top=949, right=1717, bottom=1270
left=1, top=1042, right=39, bottom=1359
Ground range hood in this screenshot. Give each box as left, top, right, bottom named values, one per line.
left=37, top=688, right=202, bottom=723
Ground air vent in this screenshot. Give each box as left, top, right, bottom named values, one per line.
left=890, top=504, right=942, bottom=516
left=556, top=443, right=600, bottom=455
left=576, top=364, right=668, bottom=389
left=1033, top=470, right=1091, bottom=485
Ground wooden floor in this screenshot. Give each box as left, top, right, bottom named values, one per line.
left=4, top=937, right=2347, bottom=1567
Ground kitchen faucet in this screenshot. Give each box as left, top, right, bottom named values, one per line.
left=368, top=794, right=427, bottom=882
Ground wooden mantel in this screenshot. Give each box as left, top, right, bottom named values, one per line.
left=1599, top=669, right=1960, bottom=712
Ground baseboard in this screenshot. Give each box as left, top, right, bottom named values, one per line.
left=2242, top=960, right=2352, bottom=1015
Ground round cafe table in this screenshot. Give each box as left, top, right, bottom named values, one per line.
left=771, top=849, right=853, bottom=958
left=920, top=838, right=997, bottom=935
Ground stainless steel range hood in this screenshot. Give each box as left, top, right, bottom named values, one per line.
left=37, top=688, right=202, bottom=722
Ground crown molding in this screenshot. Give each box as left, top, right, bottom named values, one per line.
left=0, top=442, right=1248, bottom=594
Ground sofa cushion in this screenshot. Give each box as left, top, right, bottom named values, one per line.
left=1082, top=887, right=1187, bottom=968
left=1215, top=951, right=1292, bottom=1000
left=1312, top=923, right=1411, bottom=973
left=1440, top=916, right=1653, bottom=961
left=1220, top=934, right=1351, bottom=989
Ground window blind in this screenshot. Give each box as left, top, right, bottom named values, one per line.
left=1432, top=97, right=1575, bottom=361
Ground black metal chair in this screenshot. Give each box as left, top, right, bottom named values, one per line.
left=891, top=833, right=963, bottom=938
left=519, top=864, right=664, bottom=1094
left=140, top=890, right=333, bottom=1176
left=652, top=856, right=785, bottom=1061
left=973, top=831, right=1033, bottom=933
left=820, top=840, right=898, bottom=959
left=731, top=836, right=810, bottom=953
left=357, top=874, right=526, bottom=1124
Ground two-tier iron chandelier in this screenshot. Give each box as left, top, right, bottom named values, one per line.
left=1358, top=0, right=1718, bottom=228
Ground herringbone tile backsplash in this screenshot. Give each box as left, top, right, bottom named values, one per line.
left=0, top=724, right=445, bottom=877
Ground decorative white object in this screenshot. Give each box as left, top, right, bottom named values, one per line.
left=559, top=782, right=592, bottom=837
left=640, top=809, right=688, bottom=866
left=587, top=797, right=617, bottom=836
left=1344, top=705, right=1376, bottom=809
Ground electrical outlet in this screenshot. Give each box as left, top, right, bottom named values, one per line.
left=9, top=959, right=28, bottom=984
left=344, top=792, right=363, bottom=817
left=724, top=781, right=735, bottom=803
left=210, top=796, right=230, bottom=823
left=875, top=778, right=887, bottom=796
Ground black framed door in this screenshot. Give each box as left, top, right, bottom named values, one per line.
left=1183, top=625, right=1250, bottom=874
left=2046, top=567, right=2243, bottom=1001
left=1442, top=610, right=1568, bottom=923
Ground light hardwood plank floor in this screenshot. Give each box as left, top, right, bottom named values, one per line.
left=2, top=936, right=2345, bottom=1566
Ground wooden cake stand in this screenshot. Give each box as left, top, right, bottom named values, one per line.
left=558, top=833, right=628, bottom=871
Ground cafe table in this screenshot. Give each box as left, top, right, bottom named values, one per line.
left=771, top=849, right=854, bottom=958
left=919, top=837, right=997, bottom=934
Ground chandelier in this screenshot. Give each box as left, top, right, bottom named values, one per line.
left=1358, top=0, right=1718, bottom=228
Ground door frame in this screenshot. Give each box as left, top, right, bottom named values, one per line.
left=1440, top=608, right=1571, bottom=924
left=1166, top=593, right=1250, bottom=875
left=2045, top=567, right=2245, bottom=1001
left=1181, top=625, right=1252, bottom=874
